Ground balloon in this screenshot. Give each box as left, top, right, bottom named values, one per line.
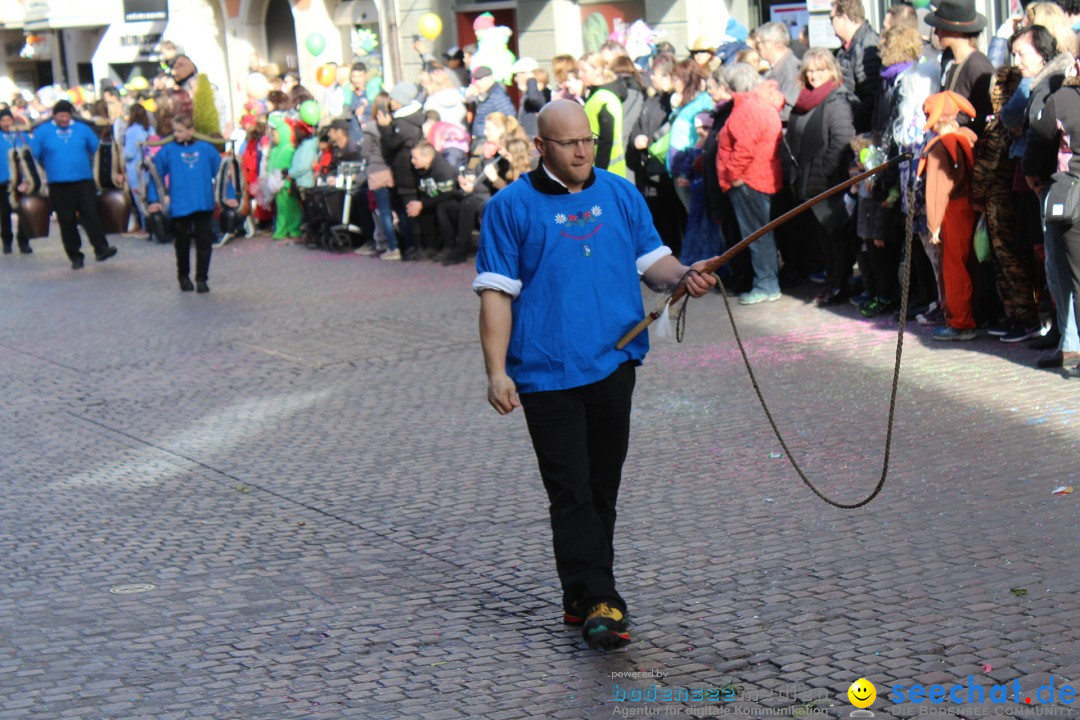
left=418, top=13, right=443, bottom=41
left=299, top=100, right=322, bottom=126
left=316, top=63, right=337, bottom=87
left=365, top=75, right=383, bottom=101
left=913, top=0, right=930, bottom=8
left=305, top=32, right=327, bottom=57
left=245, top=72, right=269, bottom=100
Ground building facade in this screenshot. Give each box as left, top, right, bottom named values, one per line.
left=0, top=0, right=1014, bottom=127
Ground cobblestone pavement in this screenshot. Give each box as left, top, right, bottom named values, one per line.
left=2, top=233, right=1079, bottom=720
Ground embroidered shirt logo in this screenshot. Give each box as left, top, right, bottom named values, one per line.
left=55, top=127, right=73, bottom=143
left=554, top=205, right=602, bottom=227
left=180, top=151, right=200, bottom=168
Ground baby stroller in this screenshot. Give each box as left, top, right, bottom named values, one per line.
left=304, top=160, right=367, bottom=252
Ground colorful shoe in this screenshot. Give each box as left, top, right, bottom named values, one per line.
left=932, top=326, right=976, bottom=341
left=563, top=604, right=585, bottom=626
left=859, top=297, right=897, bottom=318
left=581, top=602, right=631, bottom=650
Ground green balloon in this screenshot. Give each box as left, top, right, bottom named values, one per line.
left=912, top=0, right=930, bottom=8
left=365, top=76, right=383, bottom=101
left=305, top=32, right=327, bottom=57
left=300, top=100, right=321, bottom=126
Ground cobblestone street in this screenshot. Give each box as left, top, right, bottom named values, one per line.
left=2, top=233, right=1079, bottom=720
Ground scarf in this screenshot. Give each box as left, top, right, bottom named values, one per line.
left=793, top=81, right=840, bottom=114
left=881, top=61, right=914, bottom=80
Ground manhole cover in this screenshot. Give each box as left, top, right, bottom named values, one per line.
left=109, top=583, right=156, bottom=595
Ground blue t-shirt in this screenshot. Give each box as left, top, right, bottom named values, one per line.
left=0, top=130, right=28, bottom=184
left=28, top=120, right=98, bottom=183
left=473, top=168, right=671, bottom=393
left=147, top=140, right=224, bottom=218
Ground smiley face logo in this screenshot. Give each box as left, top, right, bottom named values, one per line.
left=848, top=678, right=876, bottom=708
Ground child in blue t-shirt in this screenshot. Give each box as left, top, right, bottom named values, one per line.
left=147, top=115, right=236, bottom=293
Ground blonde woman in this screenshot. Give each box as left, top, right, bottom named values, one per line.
left=1024, top=1, right=1079, bottom=56
left=785, top=48, right=856, bottom=303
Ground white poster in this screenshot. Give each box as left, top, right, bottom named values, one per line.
left=807, top=13, right=841, bottom=49
left=770, top=3, right=810, bottom=39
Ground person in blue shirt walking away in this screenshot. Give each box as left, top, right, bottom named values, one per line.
left=25, top=100, right=118, bottom=269
left=146, top=114, right=237, bottom=293
left=0, top=108, right=32, bottom=254
left=474, top=100, right=718, bottom=651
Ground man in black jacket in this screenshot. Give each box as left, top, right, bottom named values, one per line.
left=407, top=141, right=461, bottom=260
left=831, top=0, right=881, bottom=133
left=379, top=82, right=424, bottom=259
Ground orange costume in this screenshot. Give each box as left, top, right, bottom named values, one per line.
left=919, top=92, right=979, bottom=331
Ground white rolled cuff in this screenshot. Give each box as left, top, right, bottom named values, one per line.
left=636, top=245, right=673, bottom=276
left=472, top=272, right=523, bottom=298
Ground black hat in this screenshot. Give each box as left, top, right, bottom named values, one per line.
left=924, top=0, right=986, bottom=34
left=0, top=108, right=12, bottom=121
left=471, top=66, right=493, bottom=80
left=53, top=99, right=75, bottom=115
left=328, top=118, right=350, bottom=131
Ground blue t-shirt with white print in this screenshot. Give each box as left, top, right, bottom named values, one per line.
left=28, top=119, right=98, bottom=183
left=147, top=140, right=224, bottom=218
left=473, top=167, right=670, bottom=393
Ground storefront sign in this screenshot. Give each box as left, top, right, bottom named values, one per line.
left=124, top=0, right=168, bottom=22
left=119, top=31, right=162, bottom=56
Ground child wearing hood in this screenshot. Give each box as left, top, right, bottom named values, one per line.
left=267, top=115, right=302, bottom=240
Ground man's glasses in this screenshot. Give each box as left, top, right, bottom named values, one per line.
left=541, top=134, right=599, bottom=149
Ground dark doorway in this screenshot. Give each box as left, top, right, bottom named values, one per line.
left=266, top=0, right=299, bottom=72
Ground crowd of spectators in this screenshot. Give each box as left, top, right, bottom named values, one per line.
left=4, top=2, right=1080, bottom=374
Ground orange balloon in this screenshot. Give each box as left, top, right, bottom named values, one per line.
left=316, top=64, right=336, bottom=87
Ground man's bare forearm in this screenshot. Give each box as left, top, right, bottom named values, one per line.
left=479, top=290, right=513, bottom=377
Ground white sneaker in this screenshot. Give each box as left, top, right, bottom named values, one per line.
left=380, top=249, right=401, bottom=261
left=354, top=242, right=377, bottom=256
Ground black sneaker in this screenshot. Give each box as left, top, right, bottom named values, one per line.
left=986, top=322, right=1011, bottom=337
left=581, top=602, right=631, bottom=650
left=196, top=281, right=210, bottom=294
left=1030, top=328, right=1060, bottom=350
left=71, top=256, right=85, bottom=270
left=18, top=244, right=31, bottom=254
left=95, top=246, right=118, bottom=262
left=1001, top=321, right=1046, bottom=344
left=179, top=277, right=195, bottom=292
left=2, top=245, right=10, bottom=254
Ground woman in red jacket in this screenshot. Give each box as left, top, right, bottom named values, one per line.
left=715, top=62, right=786, bottom=305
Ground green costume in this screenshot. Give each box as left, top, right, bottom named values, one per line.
left=268, top=116, right=302, bottom=239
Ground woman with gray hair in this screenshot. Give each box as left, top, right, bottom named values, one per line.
left=715, top=62, right=787, bottom=304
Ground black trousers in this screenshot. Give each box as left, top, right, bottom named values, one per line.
left=518, top=362, right=636, bottom=615
left=417, top=198, right=457, bottom=252
left=0, top=183, right=28, bottom=249
left=174, top=211, right=213, bottom=282
left=437, top=194, right=485, bottom=256
left=49, top=180, right=110, bottom=260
